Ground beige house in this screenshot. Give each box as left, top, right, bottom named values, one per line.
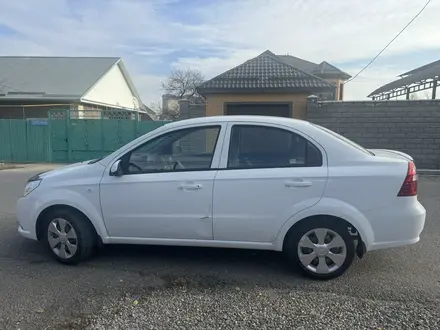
left=197, top=50, right=350, bottom=120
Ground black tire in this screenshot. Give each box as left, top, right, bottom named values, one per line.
left=42, top=208, right=96, bottom=265
left=284, top=217, right=355, bottom=280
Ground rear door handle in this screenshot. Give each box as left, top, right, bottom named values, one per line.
left=285, top=180, right=312, bottom=188
left=179, top=183, right=202, bottom=190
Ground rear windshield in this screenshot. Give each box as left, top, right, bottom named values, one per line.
left=313, top=124, right=374, bottom=156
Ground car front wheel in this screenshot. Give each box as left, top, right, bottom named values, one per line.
left=285, top=218, right=355, bottom=280
left=43, top=208, right=96, bottom=264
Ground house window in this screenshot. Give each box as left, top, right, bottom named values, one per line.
left=339, top=83, right=344, bottom=100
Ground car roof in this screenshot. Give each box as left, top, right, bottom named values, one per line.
left=164, top=115, right=312, bottom=129
left=100, top=115, right=371, bottom=167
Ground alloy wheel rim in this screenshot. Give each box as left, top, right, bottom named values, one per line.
left=297, top=228, right=347, bottom=274
left=47, top=218, right=78, bottom=259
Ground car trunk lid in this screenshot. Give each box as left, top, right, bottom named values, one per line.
left=368, top=149, right=413, bottom=161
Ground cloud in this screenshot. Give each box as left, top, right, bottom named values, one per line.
left=131, top=73, right=166, bottom=107
left=191, top=0, right=440, bottom=62
left=0, top=0, right=439, bottom=104
left=171, top=49, right=262, bottom=78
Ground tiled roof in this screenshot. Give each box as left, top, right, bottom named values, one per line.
left=277, top=55, right=321, bottom=73
left=275, top=55, right=350, bottom=78
left=197, top=51, right=337, bottom=93
left=313, top=61, right=351, bottom=78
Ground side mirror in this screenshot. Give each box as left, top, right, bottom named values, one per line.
left=110, top=160, right=123, bottom=177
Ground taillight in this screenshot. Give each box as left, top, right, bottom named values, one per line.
left=397, top=161, right=418, bottom=197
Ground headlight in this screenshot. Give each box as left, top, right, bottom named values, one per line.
left=24, top=179, right=41, bottom=197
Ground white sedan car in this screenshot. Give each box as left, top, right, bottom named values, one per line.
left=16, top=116, right=426, bottom=279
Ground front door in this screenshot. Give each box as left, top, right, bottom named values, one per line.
left=100, top=125, right=223, bottom=240
left=213, top=123, right=327, bottom=243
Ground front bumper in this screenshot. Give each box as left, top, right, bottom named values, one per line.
left=16, top=196, right=38, bottom=241
left=18, top=225, right=37, bottom=240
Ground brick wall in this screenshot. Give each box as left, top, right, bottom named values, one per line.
left=306, top=97, right=440, bottom=169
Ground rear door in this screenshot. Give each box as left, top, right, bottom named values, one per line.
left=212, top=123, right=328, bottom=243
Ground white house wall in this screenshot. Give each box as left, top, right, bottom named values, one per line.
left=82, top=64, right=139, bottom=110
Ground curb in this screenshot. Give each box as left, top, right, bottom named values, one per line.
left=0, top=164, right=22, bottom=171
left=418, top=169, right=440, bottom=176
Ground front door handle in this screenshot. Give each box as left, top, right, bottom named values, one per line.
left=285, top=180, right=312, bottom=188
left=179, top=183, right=202, bottom=190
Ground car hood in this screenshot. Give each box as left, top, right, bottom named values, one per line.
left=32, top=160, right=101, bottom=180
left=368, top=149, right=413, bottom=161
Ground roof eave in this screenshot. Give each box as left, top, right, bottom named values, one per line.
left=117, top=60, right=144, bottom=107
left=0, top=96, right=81, bottom=103
left=313, top=71, right=352, bottom=80
left=197, top=86, right=336, bottom=95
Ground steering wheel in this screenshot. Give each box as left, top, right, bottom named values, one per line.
left=173, top=160, right=185, bottom=170
left=159, top=155, right=174, bottom=170
left=128, top=162, right=142, bottom=172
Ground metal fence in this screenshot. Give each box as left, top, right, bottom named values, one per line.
left=0, top=119, right=50, bottom=163
left=0, top=109, right=168, bottom=164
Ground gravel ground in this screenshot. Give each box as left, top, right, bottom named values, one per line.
left=1, top=167, right=440, bottom=330
left=50, top=275, right=440, bottom=330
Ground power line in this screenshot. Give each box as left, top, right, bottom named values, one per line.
left=345, top=0, right=432, bottom=84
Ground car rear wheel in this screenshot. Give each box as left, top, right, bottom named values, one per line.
left=285, top=218, right=355, bottom=280
left=43, top=208, right=96, bottom=264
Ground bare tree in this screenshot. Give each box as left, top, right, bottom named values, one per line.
left=149, top=101, right=180, bottom=121
left=161, top=68, right=204, bottom=101
left=423, top=90, right=432, bottom=99
left=152, top=68, right=205, bottom=120
left=409, top=91, right=433, bottom=100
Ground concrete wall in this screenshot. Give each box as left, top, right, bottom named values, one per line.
left=306, top=97, right=440, bottom=169
left=205, top=93, right=309, bottom=120
left=178, top=100, right=206, bottom=120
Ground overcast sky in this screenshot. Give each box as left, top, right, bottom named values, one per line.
left=1, top=0, right=439, bottom=106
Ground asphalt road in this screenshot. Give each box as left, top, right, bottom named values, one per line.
left=0, top=165, right=439, bottom=329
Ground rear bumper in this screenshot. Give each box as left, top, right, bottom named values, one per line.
left=369, top=237, right=420, bottom=251
left=365, top=199, right=426, bottom=251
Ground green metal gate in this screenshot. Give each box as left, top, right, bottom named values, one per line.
left=0, top=119, right=50, bottom=163
left=48, top=109, right=167, bottom=163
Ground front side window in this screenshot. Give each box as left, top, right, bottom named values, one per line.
left=227, top=125, right=322, bottom=169
left=123, top=126, right=220, bottom=174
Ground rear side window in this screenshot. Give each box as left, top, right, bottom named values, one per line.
left=313, top=124, right=374, bottom=156
left=227, top=125, right=322, bottom=169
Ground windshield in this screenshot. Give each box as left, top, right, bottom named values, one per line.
left=313, top=124, right=374, bottom=156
